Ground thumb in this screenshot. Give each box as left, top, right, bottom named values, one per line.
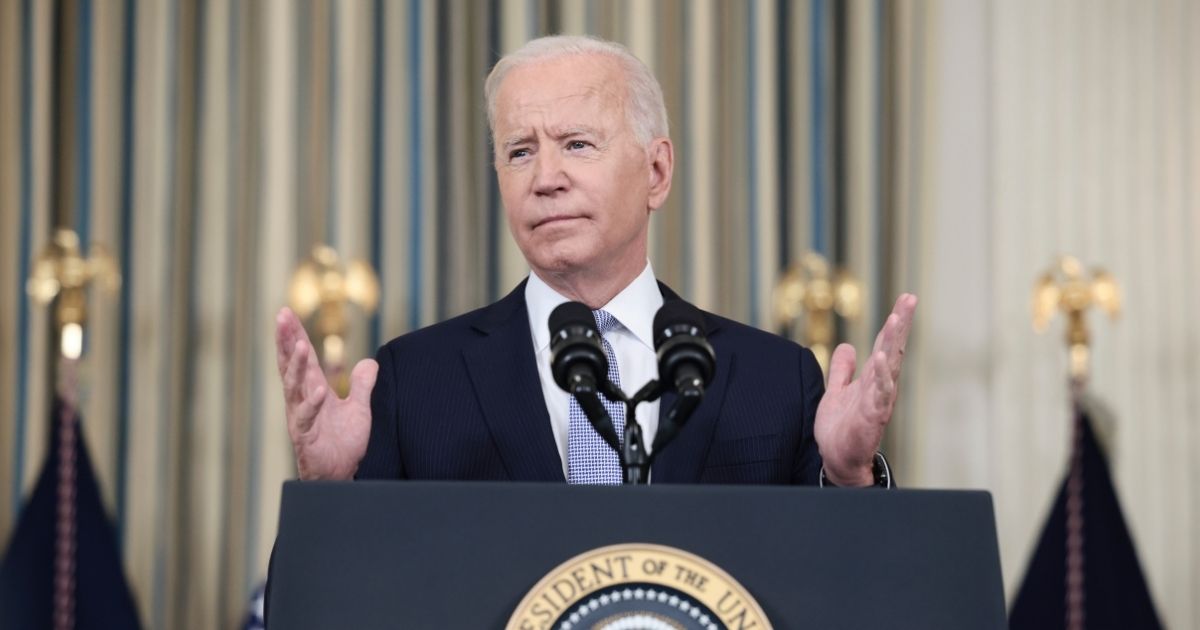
left=348, top=358, right=379, bottom=407
left=825, top=343, right=857, bottom=394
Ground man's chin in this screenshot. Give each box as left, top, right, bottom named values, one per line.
left=527, top=250, right=602, bottom=277
left=533, top=257, right=591, bottom=275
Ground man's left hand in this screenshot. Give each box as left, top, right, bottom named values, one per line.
left=813, top=293, right=918, bottom=486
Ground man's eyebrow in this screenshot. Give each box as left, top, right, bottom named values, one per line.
left=500, top=126, right=604, bottom=150
left=550, top=126, right=602, bottom=139
left=501, top=134, right=535, bottom=151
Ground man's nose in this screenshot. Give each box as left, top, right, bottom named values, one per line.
left=531, top=151, right=569, bottom=196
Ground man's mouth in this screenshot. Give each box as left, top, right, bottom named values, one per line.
left=534, top=215, right=585, bottom=228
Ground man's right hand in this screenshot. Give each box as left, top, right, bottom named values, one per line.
left=275, top=307, right=378, bottom=480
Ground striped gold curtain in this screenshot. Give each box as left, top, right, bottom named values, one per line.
left=12, top=1, right=1196, bottom=628
left=9, top=1, right=1200, bottom=628
left=0, top=1, right=902, bottom=627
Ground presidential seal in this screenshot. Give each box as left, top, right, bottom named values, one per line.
left=507, top=543, right=771, bottom=630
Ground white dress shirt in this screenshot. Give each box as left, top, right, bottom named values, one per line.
left=525, top=262, right=664, bottom=478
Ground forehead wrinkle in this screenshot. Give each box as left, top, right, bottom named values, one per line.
left=499, top=104, right=612, bottom=143
left=494, top=55, right=632, bottom=143
left=501, top=132, right=534, bottom=151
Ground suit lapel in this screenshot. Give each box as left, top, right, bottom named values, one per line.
left=651, top=285, right=732, bottom=483
left=461, top=282, right=565, bottom=481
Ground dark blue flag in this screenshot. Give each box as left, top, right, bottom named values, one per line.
left=1010, top=406, right=1162, bottom=629
left=0, top=399, right=141, bottom=629
left=242, top=582, right=266, bottom=630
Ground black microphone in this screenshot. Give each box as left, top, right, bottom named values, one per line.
left=549, top=301, right=623, bottom=457
left=549, top=301, right=608, bottom=395
left=653, top=300, right=716, bottom=396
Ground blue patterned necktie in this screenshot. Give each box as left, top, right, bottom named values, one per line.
left=567, top=309, right=625, bottom=485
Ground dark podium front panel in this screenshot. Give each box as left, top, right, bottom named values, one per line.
left=268, top=481, right=1006, bottom=629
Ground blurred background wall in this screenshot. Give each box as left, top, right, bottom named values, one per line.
left=0, top=0, right=1196, bottom=628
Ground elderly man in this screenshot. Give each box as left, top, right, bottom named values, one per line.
left=275, top=35, right=916, bottom=487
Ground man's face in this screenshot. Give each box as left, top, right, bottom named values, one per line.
left=492, top=54, right=670, bottom=282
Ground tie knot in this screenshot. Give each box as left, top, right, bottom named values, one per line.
left=592, top=309, right=619, bottom=334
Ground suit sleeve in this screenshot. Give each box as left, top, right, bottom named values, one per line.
left=355, top=342, right=407, bottom=479
left=791, top=346, right=825, bottom=484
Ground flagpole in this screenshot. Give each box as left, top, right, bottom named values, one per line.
left=1032, top=255, right=1120, bottom=630
left=1064, top=376, right=1086, bottom=630
left=53, top=356, right=80, bottom=630
left=25, top=228, right=121, bottom=630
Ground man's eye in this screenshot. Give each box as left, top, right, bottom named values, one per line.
left=509, top=148, right=530, bottom=160
left=567, top=140, right=591, bottom=150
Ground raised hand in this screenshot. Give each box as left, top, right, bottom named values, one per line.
left=813, top=293, right=917, bottom=486
left=275, top=307, right=378, bottom=480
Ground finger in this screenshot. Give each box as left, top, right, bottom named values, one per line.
left=857, top=348, right=878, bottom=389
left=275, top=308, right=294, bottom=377
left=877, top=314, right=904, bottom=381
left=299, top=338, right=330, bottom=400
left=348, top=358, right=379, bottom=407
left=292, top=384, right=326, bottom=434
left=888, top=294, right=917, bottom=383
left=282, top=339, right=310, bottom=406
left=871, top=351, right=895, bottom=417
left=875, top=294, right=918, bottom=380
left=275, top=307, right=305, bottom=378
left=825, top=343, right=857, bottom=394
left=871, top=312, right=900, bottom=357
left=288, top=340, right=332, bottom=435
left=891, top=293, right=917, bottom=350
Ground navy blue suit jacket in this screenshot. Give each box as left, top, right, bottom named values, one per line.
left=357, top=281, right=825, bottom=484
left=267, top=282, right=829, bottom=624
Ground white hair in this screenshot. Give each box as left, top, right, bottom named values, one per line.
left=484, top=35, right=670, bottom=147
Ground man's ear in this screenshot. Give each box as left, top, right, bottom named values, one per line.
left=646, top=137, right=674, bottom=210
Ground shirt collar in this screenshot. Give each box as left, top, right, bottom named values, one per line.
left=526, top=262, right=663, bottom=353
